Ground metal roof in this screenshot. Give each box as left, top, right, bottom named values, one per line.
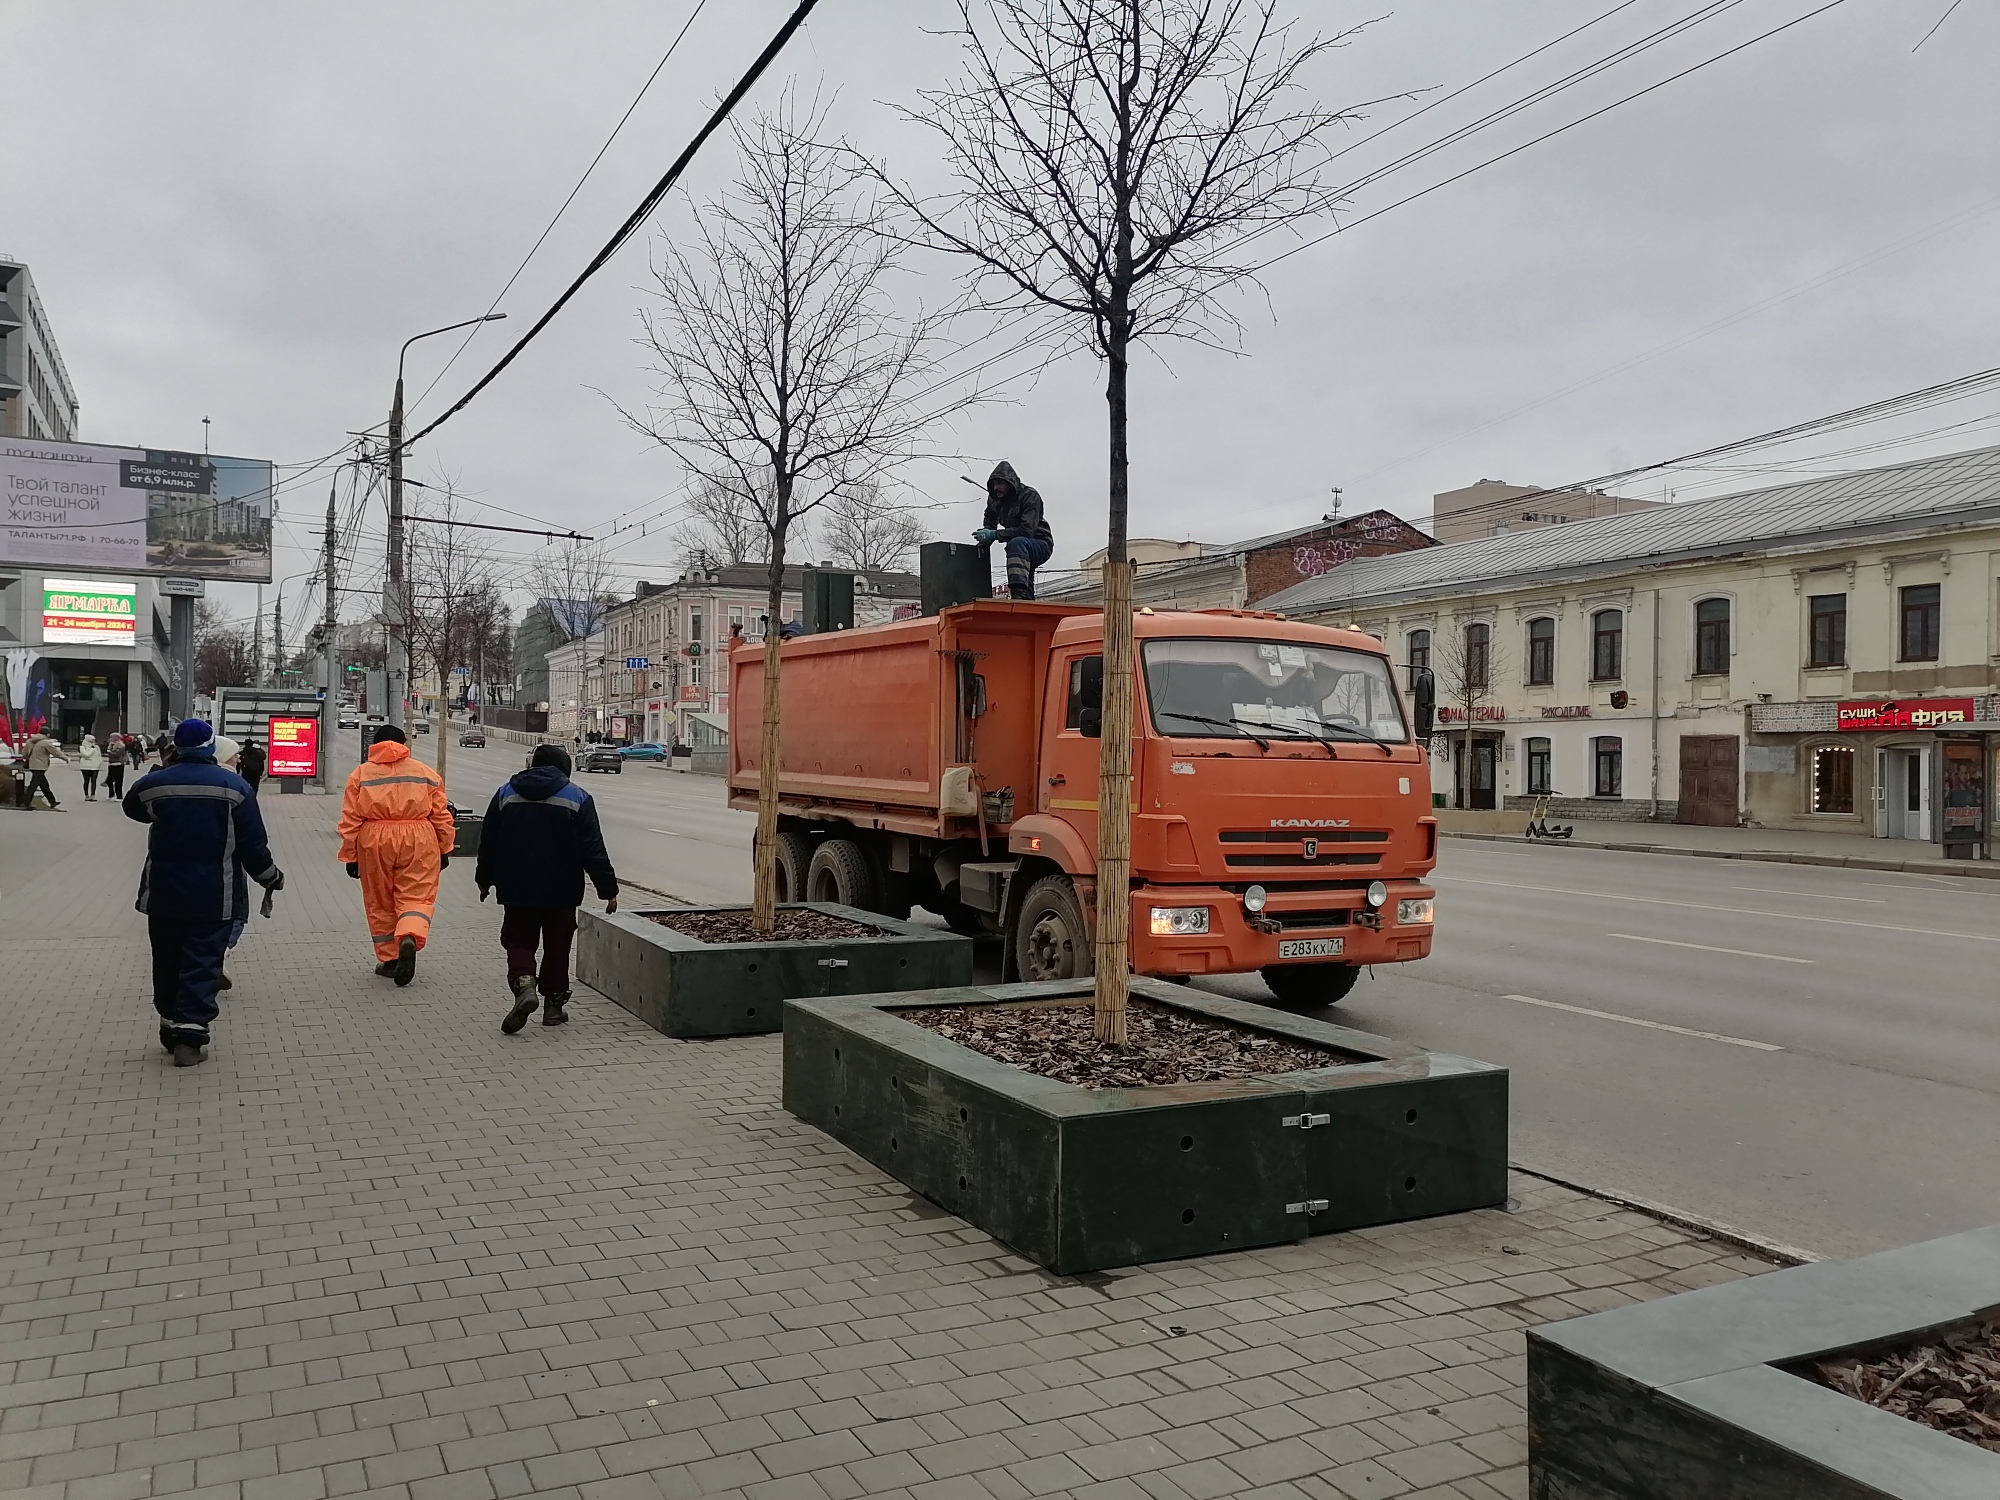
left=1258, top=444, right=2000, bottom=612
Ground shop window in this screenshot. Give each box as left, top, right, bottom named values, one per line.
left=1810, top=745, right=1854, bottom=813
left=1526, top=618, right=1555, bottom=685
left=1899, top=583, right=1940, bottom=662
left=1463, top=622, right=1490, bottom=691
left=1591, top=609, right=1622, bottom=681
left=1694, top=598, right=1730, bottom=675
left=1592, top=736, right=1623, bottom=798
left=1525, top=736, right=1552, bottom=795
left=1407, top=628, right=1430, bottom=673
left=1808, top=594, right=1846, bottom=668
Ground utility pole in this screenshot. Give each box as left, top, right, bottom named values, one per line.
left=321, top=478, right=339, bottom=716
left=272, top=596, right=283, bottom=685
left=386, top=394, right=409, bottom=731
left=251, top=589, right=264, bottom=686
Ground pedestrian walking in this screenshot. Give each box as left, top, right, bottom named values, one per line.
left=23, top=731, right=67, bottom=810
left=104, top=733, right=130, bottom=800
left=77, top=733, right=105, bottom=801
left=475, top=745, right=618, bottom=1033
left=240, top=736, right=266, bottom=793
left=122, top=719, right=284, bottom=1066
left=338, top=724, right=454, bottom=986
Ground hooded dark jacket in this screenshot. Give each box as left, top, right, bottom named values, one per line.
left=474, top=764, right=618, bottom=908
left=122, top=750, right=280, bottom=922
left=982, top=460, right=1052, bottom=544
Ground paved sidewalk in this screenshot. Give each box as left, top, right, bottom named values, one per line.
left=1443, top=813, right=2000, bottom=879
left=2, top=795, right=1770, bottom=1500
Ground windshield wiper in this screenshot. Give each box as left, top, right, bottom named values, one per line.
left=1300, top=723, right=1399, bottom=757
left=1157, top=710, right=1270, bottom=751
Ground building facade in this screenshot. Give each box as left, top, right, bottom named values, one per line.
left=0, top=258, right=80, bottom=442
left=1429, top=479, right=1661, bottom=544
left=1260, top=446, right=2000, bottom=857
left=0, top=570, right=173, bottom=746
left=1048, top=510, right=1436, bottom=610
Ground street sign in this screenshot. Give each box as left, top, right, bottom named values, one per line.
left=157, top=577, right=206, bottom=597
left=625, top=656, right=650, bottom=670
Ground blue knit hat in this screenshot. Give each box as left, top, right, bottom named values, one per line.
left=173, top=718, right=216, bottom=752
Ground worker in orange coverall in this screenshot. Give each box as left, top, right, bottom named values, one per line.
left=337, top=723, right=456, bottom=986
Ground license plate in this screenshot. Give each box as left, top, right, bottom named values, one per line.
left=1278, top=937, right=1343, bottom=959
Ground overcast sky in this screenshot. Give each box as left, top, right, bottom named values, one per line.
left=3, top=0, right=1994, bottom=632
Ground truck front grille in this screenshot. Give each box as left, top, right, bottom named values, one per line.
left=1219, top=830, right=1388, bottom=869
left=1267, top=909, right=1352, bottom=930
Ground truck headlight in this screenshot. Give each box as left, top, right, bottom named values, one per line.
left=1242, top=885, right=1268, bottom=914
left=1366, top=880, right=1388, bottom=909
left=1396, top=898, right=1434, bottom=925
left=1149, top=906, right=1211, bottom=936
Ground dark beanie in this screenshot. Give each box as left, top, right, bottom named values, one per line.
left=531, top=744, right=572, bottom=775
left=371, top=724, right=408, bottom=745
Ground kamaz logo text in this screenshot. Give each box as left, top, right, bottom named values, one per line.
left=1269, top=818, right=1350, bottom=828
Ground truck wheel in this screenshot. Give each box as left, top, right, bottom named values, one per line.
left=773, top=831, right=812, bottom=904
left=807, top=838, right=879, bottom=911
left=1260, top=963, right=1361, bottom=1008
left=1015, top=874, right=1093, bottom=982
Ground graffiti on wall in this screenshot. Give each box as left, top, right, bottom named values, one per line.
left=1290, top=514, right=1412, bottom=579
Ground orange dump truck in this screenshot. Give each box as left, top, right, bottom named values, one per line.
left=727, top=600, right=1438, bottom=1005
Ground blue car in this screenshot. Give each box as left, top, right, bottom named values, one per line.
left=618, top=741, right=670, bottom=761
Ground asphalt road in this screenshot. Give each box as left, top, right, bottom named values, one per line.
left=377, top=725, right=1998, bottom=1259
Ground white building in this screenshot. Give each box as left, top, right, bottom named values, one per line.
left=1259, top=445, right=2000, bottom=858
left=0, top=257, right=80, bottom=442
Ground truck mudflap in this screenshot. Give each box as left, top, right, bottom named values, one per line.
left=1127, top=883, right=1434, bottom=977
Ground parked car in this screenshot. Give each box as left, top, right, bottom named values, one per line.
left=459, top=729, right=486, bottom=748
left=618, top=741, right=670, bottom=761
left=363, top=713, right=385, bottom=727
left=580, top=745, right=624, bottom=774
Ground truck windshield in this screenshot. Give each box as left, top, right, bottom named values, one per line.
left=1141, top=637, right=1410, bottom=745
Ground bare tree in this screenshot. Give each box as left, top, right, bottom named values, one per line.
left=1431, top=622, right=1505, bottom=811
left=526, top=538, right=618, bottom=644
left=673, top=478, right=764, bottom=570
left=404, top=483, right=498, bottom=790
left=815, top=483, right=931, bottom=573
left=619, top=96, right=955, bottom=932
left=876, top=0, right=1360, bottom=1040
left=193, top=602, right=258, bottom=697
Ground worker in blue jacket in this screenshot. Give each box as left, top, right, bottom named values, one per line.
left=123, top=718, right=285, bottom=1066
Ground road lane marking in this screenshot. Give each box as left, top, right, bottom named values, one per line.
left=1608, top=932, right=1812, bottom=964
left=1437, top=874, right=2000, bottom=945
left=1499, top=993, right=1782, bottom=1051
left=1729, top=886, right=1884, bottom=904
left=647, top=828, right=700, bottom=838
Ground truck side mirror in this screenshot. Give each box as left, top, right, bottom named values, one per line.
left=1079, top=707, right=1102, bottom=738
left=1410, top=666, right=1436, bottom=741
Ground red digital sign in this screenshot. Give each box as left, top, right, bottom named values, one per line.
left=1836, top=698, right=1975, bottom=732
left=267, top=715, right=320, bottom=777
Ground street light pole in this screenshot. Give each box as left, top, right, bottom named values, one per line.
left=386, top=313, right=505, bottom=731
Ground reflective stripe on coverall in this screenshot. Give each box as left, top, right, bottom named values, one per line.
left=338, top=740, right=456, bottom=962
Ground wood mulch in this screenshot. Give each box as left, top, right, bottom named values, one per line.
left=645, top=909, right=880, bottom=943
left=1795, top=1319, right=2000, bottom=1452
left=894, top=998, right=1360, bottom=1088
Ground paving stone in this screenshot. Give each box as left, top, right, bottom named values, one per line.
left=0, top=798, right=1766, bottom=1500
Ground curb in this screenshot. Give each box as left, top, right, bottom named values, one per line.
left=1511, top=1163, right=1821, bottom=1267
left=1443, top=829, right=2000, bottom=880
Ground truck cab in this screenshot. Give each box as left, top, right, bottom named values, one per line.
left=999, top=610, right=1436, bottom=1004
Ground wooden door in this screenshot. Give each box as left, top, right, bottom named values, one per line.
left=1676, top=736, right=1740, bottom=826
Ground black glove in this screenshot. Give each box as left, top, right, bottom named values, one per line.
left=259, top=869, right=285, bottom=892
left=439, top=854, right=450, bottom=871
left=346, top=862, right=360, bottom=879
left=478, top=885, right=491, bottom=902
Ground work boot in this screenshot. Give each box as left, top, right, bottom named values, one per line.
left=171, top=1042, right=205, bottom=1068
left=541, top=992, right=571, bottom=1027
left=501, top=975, right=539, bottom=1035
left=393, top=936, right=417, bottom=988
left=374, top=960, right=397, bottom=977
left=159, top=1027, right=175, bottom=1054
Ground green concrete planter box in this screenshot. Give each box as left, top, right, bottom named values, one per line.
left=1529, top=1224, right=2000, bottom=1499
left=576, top=904, right=972, bottom=1040
left=783, top=976, right=1508, bottom=1274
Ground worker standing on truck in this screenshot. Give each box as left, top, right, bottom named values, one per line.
left=973, top=460, right=1053, bottom=601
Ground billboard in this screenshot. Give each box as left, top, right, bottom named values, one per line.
left=2, top=437, right=274, bottom=580
left=1836, top=698, right=1975, bottom=731
left=267, top=715, right=320, bottom=778
left=42, top=578, right=138, bottom=646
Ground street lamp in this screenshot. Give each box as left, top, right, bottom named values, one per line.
left=385, top=313, right=506, bottom=729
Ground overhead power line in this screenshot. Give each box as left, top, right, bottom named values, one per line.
left=402, top=0, right=825, bottom=452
